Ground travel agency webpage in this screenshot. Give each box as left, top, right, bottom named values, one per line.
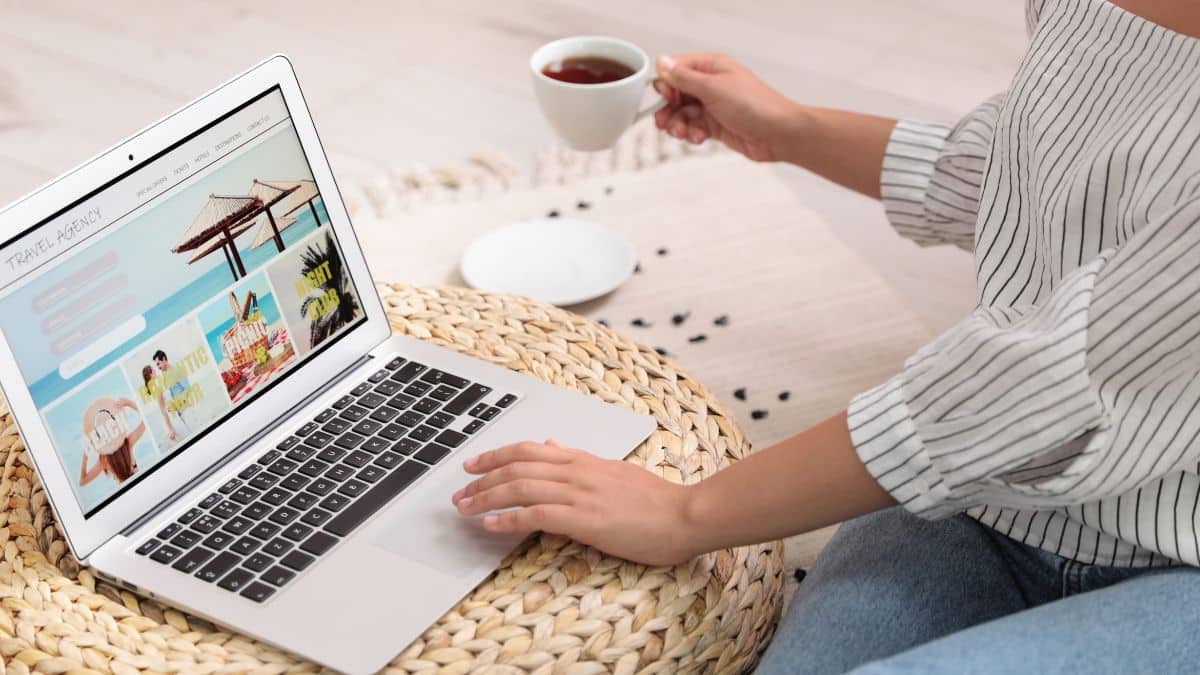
left=0, top=89, right=365, bottom=515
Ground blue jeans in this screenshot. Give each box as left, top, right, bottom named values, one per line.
left=756, top=507, right=1200, bottom=674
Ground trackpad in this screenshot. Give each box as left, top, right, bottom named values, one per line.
left=370, top=479, right=525, bottom=577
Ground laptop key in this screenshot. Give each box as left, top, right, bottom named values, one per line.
left=203, top=531, right=234, bottom=550
left=212, top=501, right=240, bottom=519
left=444, top=384, right=492, bottom=415
left=281, top=550, right=316, bottom=572
left=359, top=393, right=387, bottom=409
left=334, top=432, right=365, bottom=449
left=287, top=491, right=318, bottom=510
left=421, top=369, right=469, bottom=389
left=231, top=536, right=260, bottom=555
left=264, top=538, right=293, bottom=557
left=374, top=380, right=402, bottom=397
left=379, top=423, right=407, bottom=441
left=322, top=418, right=351, bottom=435
left=282, top=474, right=310, bottom=492
left=408, top=425, right=437, bottom=442
left=314, top=408, right=337, bottom=423
left=249, top=473, right=279, bottom=490
left=250, top=522, right=280, bottom=540
left=199, top=493, right=222, bottom=509
left=136, top=539, right=161, bottom=555
left=324, top=462, right=429, bottom=537
left=286, top=445, right=317, bottom=462
left=479, top=406, right=501, bottom=421
left=361, top=437, right=389, bottom=454
left=369, top=406, right=399, bottom=423
left=240, top=581, right=276, bottom=603
left=429, top=384, right=458, bottom=402
left=413, top=398, right=440, bottom=414
left=276, top=436, right=301, bottom=451
left=306, top=478, right=336, bottom=496
left=282, top=523, right=313, bottom=541
left=171, top=530, right=201, bottom=549
left=496, top=393, right=518, bottom=408
left=393, top=438, right=421, bottom=455
left=237, top=464, right=262, bottom=480
left=469, top=403, right=488, bottom=417
left=435, top=429, right=468, bottom=448
left=244, top=553, right=273, bottom=572
left=262, top=488, right=291, bottom=506
left=386, top=393, right=416, bottom=410
left=415, top=444, right=452, bottom=465
left=405, top=381, right=432, bottom=397
left=344, top=450, right=371, bottom=468
left=257, top=450, right=280, bottom=465
left=218, top=568, right=254, bottom=593
left=172, top=547, right=213, bottom=574
left=390, top=361, right=427, bottom=383
left=352, top=419, right=382, bottom=436
left=337, top=479, right=368, bottom=498
left=262, top=566, right=296, bottom=587
left=191, top=516, right=221, bottom=533
left=157, top=523, right=182, bottom=540
left=385, top=357, right=406, bottom=370
left=397, top=410, right=424, bottom=427
left=357, top=465, right=386, bottom=483
left=463, top=419, right=485, bottom=434
left=219, top=478, right=242, bottom=493
left=301, top=531, right=339, bottom=556
left=242, top=501, right=271, bottom=520
left=427, top=412, right=454, bottom=428
left=368, top=369, right=390, bottom=384
left=300, top=508, right=333, bottom=527
left=150, top=545, right=182, bottom=564
left=269, top=507, right=301, bottom=525
left=316, top=447, right=345, bottom=464
left=223, top=516, right=253, bottom=536
left=268, top=458, right=298, bottom=476
left=339, top=405, right=368, bottom=422
left=195, top=552, right=240, bottom=583
left=324, top=464, right=353, bottom=482
left=306, top=430, right=334, bottom=447
left=332, top=394, right=356, bottom=409
left=296, top=421, right=319, bottom=437
left=374, top=451, right=403, bottom=469
left=299, top=459, right=330, bottom=477
left=350, top=382, right=372, bottom=397
left=319, top=494, right=350, bottom=512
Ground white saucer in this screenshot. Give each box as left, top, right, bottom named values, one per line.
left=460, top=218, right=636, bottom=306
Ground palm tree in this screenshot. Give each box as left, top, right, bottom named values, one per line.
left=298, top=231, right=360, bottom=348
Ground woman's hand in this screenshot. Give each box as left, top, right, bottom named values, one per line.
left=654, top=53, right=803, bottom=162
left=453, top=440, right=698, bottom=566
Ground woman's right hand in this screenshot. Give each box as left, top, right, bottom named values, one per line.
left=654, top=53, right=803, bottom=162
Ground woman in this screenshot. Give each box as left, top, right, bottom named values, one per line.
left=79, top=396, right=145, bottom=486
left=142, top=364, right=179, bottom=443
left=456, top=0, right=1200, bottom=671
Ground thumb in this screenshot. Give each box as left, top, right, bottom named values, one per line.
left=657, top=55, right=716, bottom=100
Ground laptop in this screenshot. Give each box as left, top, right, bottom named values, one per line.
left=0, top=55, right=654, bottom=673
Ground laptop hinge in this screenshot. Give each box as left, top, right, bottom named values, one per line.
left=118, top=352, right=375, bottom=537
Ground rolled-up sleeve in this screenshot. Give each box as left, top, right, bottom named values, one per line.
left=880, top=95, right=1004, bottom=251
left=849, top=196, right=1200, bottom=519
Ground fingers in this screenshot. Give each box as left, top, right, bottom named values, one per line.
left=456, top=460, right=570, bottom=501
left=455, top=478, right=576, bottom=516
left=480, top=504, right=578, bottom=535
left=464, top=440, right=574, bottom=474
left=662, top=104, right=709, bottom=143
left=656, top=53, right=730, bottom=99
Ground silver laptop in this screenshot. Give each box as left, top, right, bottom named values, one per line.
left=0, top=56, right=654, bottom=673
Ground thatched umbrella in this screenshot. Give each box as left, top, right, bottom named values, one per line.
left=172, top=194, right=263, bottom=279
left=246, top=180, right=302, bottom=252
left=251, top=213, right=298, bottom=250
left=185, top=218, right=258, bottom=279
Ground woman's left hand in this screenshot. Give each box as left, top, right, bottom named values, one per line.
left=453, top=440, right=698, bottom=566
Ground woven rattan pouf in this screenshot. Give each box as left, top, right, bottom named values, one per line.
left=0, top=283, right=785, bottom=674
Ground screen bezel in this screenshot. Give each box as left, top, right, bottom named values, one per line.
left=0, top=55, right=390, bottom=560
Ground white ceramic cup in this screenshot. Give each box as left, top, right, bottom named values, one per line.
left=530, top=36, right=667, bottom=151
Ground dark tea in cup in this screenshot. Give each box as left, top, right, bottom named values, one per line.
left=541, top=56, right=636, bottom=85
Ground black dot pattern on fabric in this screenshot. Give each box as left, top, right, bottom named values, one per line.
left=734, top=388, right=747, bottom=401
left=656, top=247, right=669, bottom=256
left=605, top=186, right=614, bottom=195
left=750, top=409, right=768, bottom=420
left=577, top=201, right=591, bottom=210
left=687, top=334, right=707, bottom=344
left=634, top=263, right=642, bottom=274
left=654, top=347, right=669, bottom=356
left=597, top=319, right=610, bottom=328
left=672, top=312, right=690, bottom=326
left=713, top=315, right=729, bottom=326
left=547, top=209, right=560, bottom=218
left=631, top=318, right=651, bottom=328
left=778, top=391, right=791, bottom=401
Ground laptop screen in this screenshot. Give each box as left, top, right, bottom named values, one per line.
left=0, top=87, right=366, bottom=517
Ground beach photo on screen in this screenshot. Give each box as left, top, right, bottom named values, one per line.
left=265, top=226, right=363, bottom=356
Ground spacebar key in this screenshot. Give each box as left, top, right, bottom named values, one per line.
left=323, top=461, right=429, bottom=536
left=443, top=383, right=492, bottom=415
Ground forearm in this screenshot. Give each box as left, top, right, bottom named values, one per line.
left=775, top=105, right=897, bottom=200
left=681, top=411, right=895, bottom=554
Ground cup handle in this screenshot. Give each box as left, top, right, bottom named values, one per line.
left=634, top=80, right=668, bottom=122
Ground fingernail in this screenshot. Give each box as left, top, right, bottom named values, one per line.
left=464, top=456, right=478, bottom=470
left=452, top=488, right=465, bottom=503
left=458, top=496, right=473, bottom=509
left=689, top=130, right=704, bottom=143
left=483, top=514, right=498, bottom=528
left=658, top=55, right=676, bottom=72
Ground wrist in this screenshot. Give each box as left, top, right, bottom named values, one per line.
left=770, top=100, right=816, bottom=166
left=675, top=481, right=712, bottom=558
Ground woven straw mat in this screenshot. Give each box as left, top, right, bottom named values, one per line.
left=0, top=282, right=784, bottom=674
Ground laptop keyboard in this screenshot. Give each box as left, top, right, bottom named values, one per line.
left=132, top=356, right=519, bottom=603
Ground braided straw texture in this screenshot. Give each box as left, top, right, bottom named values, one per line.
left=0, top=283, right=783, bottom=674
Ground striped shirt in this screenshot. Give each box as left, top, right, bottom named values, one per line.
left=848, top=0, right=1200, bottom=568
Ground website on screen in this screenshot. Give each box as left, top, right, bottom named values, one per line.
left=0, top=88, right=366, bottom=515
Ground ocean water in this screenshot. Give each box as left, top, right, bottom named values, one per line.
left=203, top=292, right=283, bottom=364
left=29, top=199, right=327, bottom=406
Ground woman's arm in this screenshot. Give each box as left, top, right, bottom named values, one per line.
left=79, top=449, right=103, bottom=486
left=453, top=411, right=894, bottom=566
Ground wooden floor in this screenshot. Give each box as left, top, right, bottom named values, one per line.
left=0, top=0, right=1027, bottom=330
